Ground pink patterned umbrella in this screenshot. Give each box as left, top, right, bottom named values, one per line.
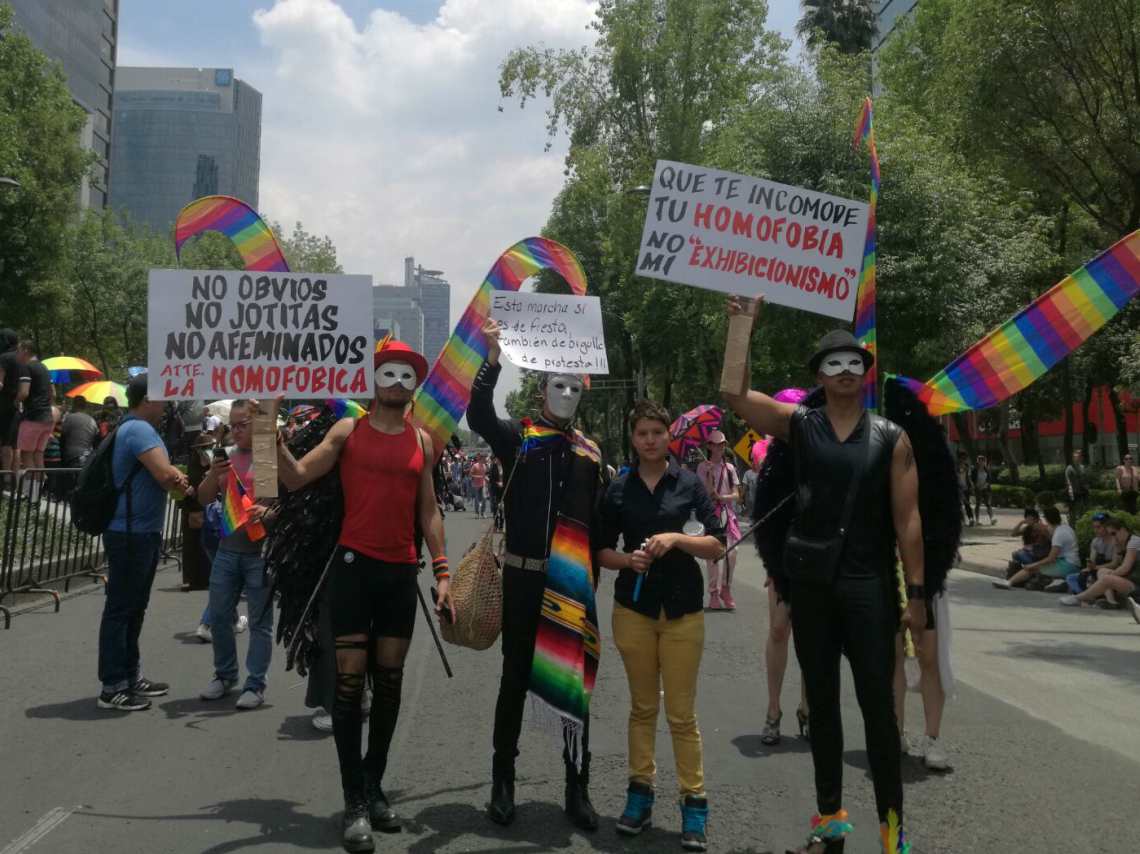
left=668, top=405, right=723, bottom=460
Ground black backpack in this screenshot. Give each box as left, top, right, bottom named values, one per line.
left=70, top=425, right=140, bottom=535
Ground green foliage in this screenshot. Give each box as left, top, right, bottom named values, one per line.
left=989, top=484, right=1035, bottom=509
left=796, top=0, right=875, bottom=55
left=1075, top=508, right=1139, bottom=558
left=274, top=221, right=344, bottom=273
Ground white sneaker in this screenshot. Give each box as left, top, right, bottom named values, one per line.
left=923, top=737, right=950, bottom=771
left=1044, top=579, right=1068, bottom=593
left=1059, top=595, right=1081, bottom=607
left=235, top=689, right=264, bottom=710
left=200, top=677, right=237, bottom=700
left=195, top=623, right=212, bottom=643
left=235, top=615, right=249, bottom=634
left=312, top=708, right=333, bottom=732
left=1130, top=596, right=1140, bottom=626
left=992, top=578, right=1012, bottom=589
left=905, top=732, right=929, bottom=758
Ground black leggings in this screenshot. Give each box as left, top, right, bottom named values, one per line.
left=791, top=574, right=902, bottom=827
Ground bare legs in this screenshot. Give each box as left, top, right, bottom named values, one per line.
left=765, top=582, right=808, bottom=724
left=893, top=631, right=943, bottom=740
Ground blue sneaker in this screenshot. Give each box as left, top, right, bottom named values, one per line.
left=616, top=782, right=654, bottom=836
left=680, top=795, right=708, bottom=851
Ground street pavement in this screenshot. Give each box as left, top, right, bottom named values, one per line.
left=2, top=510, right=1138, bottom=854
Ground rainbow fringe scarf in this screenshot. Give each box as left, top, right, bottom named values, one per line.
left=174, top=195, right=290, bottom=272
left=853, top=97, right=880, bottom=411
left=521, top=419, right=602, bottom=765
left=412, top=238, right=588, bottom=461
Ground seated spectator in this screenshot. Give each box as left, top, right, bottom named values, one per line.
left=1007, top=508, right=1051, bottom=577
left=994, top=505, right=1078, bottom=590
left=1060, top=517, right=1138, bottom=608
left=1066, top=512, right=1116, bottom=593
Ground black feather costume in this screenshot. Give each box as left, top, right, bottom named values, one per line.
left=265, top=407, right=347, bottom=676
left=752, top=379, right=960, bottom=601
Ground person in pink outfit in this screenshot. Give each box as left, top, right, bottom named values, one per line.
left=697, top=430, right=741, bottom=610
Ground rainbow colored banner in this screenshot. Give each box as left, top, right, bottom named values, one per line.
left=221, top=469, right=265, bottom=541
left=899, top=229, right=1140, bottom=415
left=174, top=195, right=290, bottom=272
left=853, top=97, right=880, bottom=410
left=411, top=237, right=588, bottom=459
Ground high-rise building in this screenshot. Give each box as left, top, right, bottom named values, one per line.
left=9, top=0, right=118, bottom=209
left=109, top=67, right=261, bottom=236
left=405, top=257, right=451, bottom=365
left=372, top=285, right=424, bottom=356
left=873, top=0, right=919, bottom=52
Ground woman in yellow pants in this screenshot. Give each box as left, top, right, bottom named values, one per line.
left=597, top=400, right=726, bottom=852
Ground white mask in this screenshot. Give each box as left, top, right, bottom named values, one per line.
left=544, top=373, right=584, bottom=421
left=819, top=350, right=866, bottom=378
left=375, top=360, right=418, bottom=391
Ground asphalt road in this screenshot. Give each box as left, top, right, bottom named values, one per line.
left=2, top=510, right=1138, bottom=854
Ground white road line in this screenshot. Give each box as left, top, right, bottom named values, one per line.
left=1, top=806, right=80, bottom=854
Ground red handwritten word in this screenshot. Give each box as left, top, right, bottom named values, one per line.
left=210, top=365, right=369, bottom=396
left=687, top=237, right=851, bottom=301
left=692, top=204, right=845, bottom=258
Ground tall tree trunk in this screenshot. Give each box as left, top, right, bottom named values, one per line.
left=1062, top=358, right=1074, bottom=462
left=1108, top=387, right=1129, bottom=462
left=1081, top=380, right=1095, bottom=462
left=997, top=401, right=1019, bottom=483
left=952, top=412, right=976, bottom=458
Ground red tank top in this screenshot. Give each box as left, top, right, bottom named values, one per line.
left=338, top=420, right=423, bottom=563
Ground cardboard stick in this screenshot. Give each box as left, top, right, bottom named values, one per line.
left=252, top=398, right=280, bottom=498
left=719, top=312, right=755, bottom=397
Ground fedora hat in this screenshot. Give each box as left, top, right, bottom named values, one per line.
left=373, top=339, right=429, bottom=384
left=808, top=330, right=874, bottom=375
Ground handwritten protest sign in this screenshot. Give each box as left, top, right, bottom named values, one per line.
left=489, top=291, right=609, bottom=374
left=148, top=269, right=373, bottom=400
left=637, top=160, right=869, bottom=321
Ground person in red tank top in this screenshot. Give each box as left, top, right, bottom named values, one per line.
left=278, top=340, right=450, bottom=852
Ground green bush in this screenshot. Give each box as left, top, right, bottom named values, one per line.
left=990, top=484, right=1034, bottom=508
left=1089, top=489, right=1122, bottom=510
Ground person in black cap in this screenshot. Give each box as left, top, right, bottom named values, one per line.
left=722, top=297, right=926, bottom=854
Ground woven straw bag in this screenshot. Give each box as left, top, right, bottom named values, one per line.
left=440, top=528, right=503, bottom=650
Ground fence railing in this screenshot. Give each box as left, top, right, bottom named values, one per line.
left=0, top=468, right=184, bottom=629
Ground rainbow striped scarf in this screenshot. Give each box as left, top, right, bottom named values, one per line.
left=522, top=420, right=601, bottom=764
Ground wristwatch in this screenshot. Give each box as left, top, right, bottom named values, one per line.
left=906, top=584, right=926, bottom=601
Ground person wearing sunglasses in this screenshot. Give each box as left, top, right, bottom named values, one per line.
left=722, top=297, right=926, bottom=854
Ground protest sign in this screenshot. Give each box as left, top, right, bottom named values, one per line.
left=489, top=291, right=609, bottom=374
left=148, top=269, right=373, bottom=400
left=636, top=159, right=870, bottom=321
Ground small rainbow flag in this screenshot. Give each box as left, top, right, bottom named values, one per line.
left=853, top=96, right=880, bottom=411
left=221, top=470, right=265, bottom=542
left=174, top=195, right=290, bottom=273
left=899, top=229, right=1140, bottom=415
left=326, top=399, right=367, bottom=420
left=411, top=237, right=588, bottom=460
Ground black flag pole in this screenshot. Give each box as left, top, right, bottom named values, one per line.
left=416, top=574, right=454, bottom=678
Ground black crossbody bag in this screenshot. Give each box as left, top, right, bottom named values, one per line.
left=783, top=410, right=873, bottom=587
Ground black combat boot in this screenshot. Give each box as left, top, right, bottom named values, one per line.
left=564, top=752, right=599, bottom=831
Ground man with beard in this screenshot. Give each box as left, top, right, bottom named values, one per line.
left=467, top=320, right=602, bottom=833
left=722, top=297, right=926, bottom=854
left=277, top=339, right=452, bottom=853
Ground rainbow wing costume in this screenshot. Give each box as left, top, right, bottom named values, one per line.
left=174, top=195, right=290, bottom=273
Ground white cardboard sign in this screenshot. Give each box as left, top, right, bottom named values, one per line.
left=148, top=269, right=374, bottom=400
left=636, top=159, right=869, bottom=321
left=489, top=291, right=609, bottom=375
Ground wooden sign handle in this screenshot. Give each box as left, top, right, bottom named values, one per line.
left=251, top=399, right=280, bottom=499
left=719, top=313, right=755, bottom=397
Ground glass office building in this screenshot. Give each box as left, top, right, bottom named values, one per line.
left=373, top=285, right=425, bottom=357
left=873, top=0, right=919, bottom=51
left=9, top=0, right=118, bottom=209
left=109, top=67, right=262, bottom=236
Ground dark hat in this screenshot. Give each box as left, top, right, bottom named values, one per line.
left=808, top=330, right=874, bottom=374
left=125, top=373, right=149, bottom=408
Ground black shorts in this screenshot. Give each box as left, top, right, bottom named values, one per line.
left=0, top=407, right=19, bottom=448
left=328, top=545, right=419, bottom=639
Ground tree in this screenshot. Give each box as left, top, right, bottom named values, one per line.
left=274, top=221, right=344, bottom=273
left=795, top=0, right=875, bottom=54
left=0, top=3, right=94, bottom=328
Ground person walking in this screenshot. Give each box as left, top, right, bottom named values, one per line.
left=696, top=431, right=741, bottom=610
left=277, top=339, right=451, bottom=852
left=723, top=296, right=927, bottom=854
left=470, top=454, right=488, bottom=517
left=469, top=320, right=603, bottom=833
left=955, top=452, right=975, bottom=526
left=597, top=400, right=724, bottom=851
left=97, top=374, right=192, bottom=711
left=195, top=400, right=276, bottom=710
left=1115, top=452, right=1138, bottom=514
left=970, top=455, right=996, bottom=526
left=1065, top=449, right=1091, bottom=526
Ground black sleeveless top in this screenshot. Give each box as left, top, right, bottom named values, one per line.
left=789, top=406, right=903, bottom=577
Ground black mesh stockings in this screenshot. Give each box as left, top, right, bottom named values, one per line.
left=332, top=635, right=410, bottom=797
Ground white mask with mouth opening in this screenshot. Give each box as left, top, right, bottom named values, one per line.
left=375, top=360, right=418, bottom=391
left=544, top=373, right=584, bottom=421
left=819, top=350, right=866, bottom=378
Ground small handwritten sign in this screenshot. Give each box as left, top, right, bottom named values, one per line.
left=489, top=292, right=609, bottom=374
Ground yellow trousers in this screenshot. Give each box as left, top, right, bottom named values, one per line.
left=612, top=603, right=705, bottom=796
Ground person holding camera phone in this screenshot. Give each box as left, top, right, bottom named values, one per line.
left=722, top=296, right=926, bottom=854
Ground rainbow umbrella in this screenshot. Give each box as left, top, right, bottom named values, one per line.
left=668, top=404, right=723, bottom=460
left=67, top=380, right=127, bottom=407
left=43, top=356, right=102, bottom=385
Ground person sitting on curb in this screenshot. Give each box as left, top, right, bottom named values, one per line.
left=1067, top=512, right=1116, bottom=594
left=994, top=505, right=1078, bottom=591
left=1060, top=516, right=1138, bottom=608
left=1007, top=508, right=1051, bottom=578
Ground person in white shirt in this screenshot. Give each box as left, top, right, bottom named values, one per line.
left=994, top=505, right=1078, bottom=589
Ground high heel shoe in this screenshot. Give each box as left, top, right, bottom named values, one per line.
left=760, top=712, right=782, bottom=745
left=796, top=707, right=810, bottom=742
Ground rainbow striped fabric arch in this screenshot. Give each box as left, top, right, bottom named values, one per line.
left=898, top=229, right=1140, bottom=415
left=174, top=195, right=290, bottom=272
left=853, top=97, right=880, bottom=411
left=411, top=237, right=588, bottom=458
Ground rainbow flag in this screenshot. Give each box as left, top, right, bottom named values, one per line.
left=899, top=229, right=1140, bottom=415
left=220, top=470, right=265, bottom=542
left=853, top=97, right=880, bottom=411
left=411, top=237, right=588, bottom=459
left=326, top=399, right=367, bottom=420
left=174, top=195, right=290, bottom=273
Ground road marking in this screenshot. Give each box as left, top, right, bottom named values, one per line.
left=1, top=806, right=81, bottom=854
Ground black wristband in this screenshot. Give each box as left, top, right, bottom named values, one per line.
left=906, top=584, right=926, bottom=601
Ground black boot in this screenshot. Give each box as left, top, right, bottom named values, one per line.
left=363, top=769, right=400, bottom=833
left=786, top=839, right=844, bottom=854
left=564, top=753, right=599, bottom=832
left=488, top=773, right=516, bottom=826
left=342, top=789, right=374, bottom=853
